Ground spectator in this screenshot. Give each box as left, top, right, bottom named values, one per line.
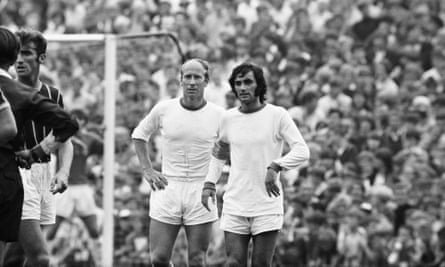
left=4, top=0, right=445, bottom=265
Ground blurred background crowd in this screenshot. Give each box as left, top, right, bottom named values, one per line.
left=2, top=0, right=445, bottom=266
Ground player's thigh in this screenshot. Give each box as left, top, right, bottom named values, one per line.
left=149, top=218, right=181, bottom=258
left=45, top=215, right=65, bottom=240
left=224, top=231, right=250, bottom=267
left=183, top=180, right=218, bottom=226
left=184, top=221, right=214, bottom=252
left=74, top=185, right=97, bottom=217
left=18, top=220, right=48, bottom=257
left=40, top=190, right=56, bottom=225
left=80, top=214, right=99, bottom=238
left=250, top=214, right=283, bottom=236
left=19, top=168, right=41, bottom=221
left=220, top=213, right=251, bottom=235
left=3, top=242, right=25, bottom=267
left=0, top=166, right=23, bottom=242
left=54, top=187, right=74, bottom=218
left=251, top=230, right=279, bottom=267
left=149, top=181, right=182, bottom=225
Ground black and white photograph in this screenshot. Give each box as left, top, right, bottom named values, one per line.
left=1, top=0, right=445, bottom=266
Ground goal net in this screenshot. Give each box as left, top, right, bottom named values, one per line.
left=44, top=33, right=184, bottom=267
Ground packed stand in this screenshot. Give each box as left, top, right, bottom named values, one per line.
left=3, top=0, right=445, bottom=266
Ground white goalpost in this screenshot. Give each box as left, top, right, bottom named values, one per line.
left=45, top=32, right=184, bottom=267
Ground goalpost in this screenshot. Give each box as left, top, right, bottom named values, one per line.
left=45, top=32, right=184, bottom=267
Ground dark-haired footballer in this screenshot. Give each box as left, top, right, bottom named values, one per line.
left=202, top=62, right=310, bottom=267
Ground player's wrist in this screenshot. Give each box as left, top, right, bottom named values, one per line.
left=0, top=91, right=9, bottom=110
left=30, top=144, right=48, bottom=162
left=0, top=102, right=10, bottom=112
left=40, top=134, right=57, bottom=154
left=203, top=181, right=216, bottom=191
left=0, top=89, right=6, bottom=105
left=57, top=170, right=70, bottom=178
left=267, top=162, right=282, bottom=173
left=142, top=166, right=154, bottom=173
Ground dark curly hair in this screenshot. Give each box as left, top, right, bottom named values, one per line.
left=0, top=27, right=20, bottom=68
left=15, top=28, right=47, bottom=56
left=228, top=62, right=267, bottom=103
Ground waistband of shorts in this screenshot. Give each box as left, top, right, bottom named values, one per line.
left=165, top=176, right=205, bottom=182
left=32, top=160, right=51, bottom=165
left=20, top=161, right=51, bottom=169
left=34, top=157, right=51, bottom=163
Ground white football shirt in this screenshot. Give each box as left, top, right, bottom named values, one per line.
left=218, top=104, right=310, bottom=216
left=132, top=98, right=224, bottom=179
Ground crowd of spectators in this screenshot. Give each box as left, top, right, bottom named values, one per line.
left=3, top=0, right=445, bottom=266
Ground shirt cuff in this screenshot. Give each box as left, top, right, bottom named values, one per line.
left=0, top=101, right=10, bottom=112
left=267, top=162, right=282, bottom=172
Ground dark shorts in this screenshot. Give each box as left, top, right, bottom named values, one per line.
left=0, top=162, right=24, bottom=242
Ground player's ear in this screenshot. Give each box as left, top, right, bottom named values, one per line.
left=38, top=53, right=46, bottom=64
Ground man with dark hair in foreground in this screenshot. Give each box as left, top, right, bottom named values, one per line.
left=0, top=26, right=78, bottom=267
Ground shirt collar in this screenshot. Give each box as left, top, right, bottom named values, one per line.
left=0, top=68, right=12, bottom=79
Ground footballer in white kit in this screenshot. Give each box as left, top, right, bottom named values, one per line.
left=132, top=58, right=224, bottom=267
left=202, top=62, right=310, bottom=267
left=132, top=97, right=224, bottom=223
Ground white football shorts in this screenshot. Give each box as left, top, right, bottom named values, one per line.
left=149, top=177, right=218, bottom=225
left=20, top=162, right=55, bottom=224
left=220, top=213, right=283, bottom=235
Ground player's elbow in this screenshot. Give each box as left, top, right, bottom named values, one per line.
left=59, top=138, right=74, bottom=152
left=0, top=125, right=17, bottom=143
left=0, top=112, right=17, bottom=144
left=132, top=137, right=148, bottom=145
left=0, top=107, right=17, bottom=143
left=54, top=119, right=79, bottom=143
left=301, top=143, right=310, bottom=162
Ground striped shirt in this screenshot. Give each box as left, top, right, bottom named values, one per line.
left=23, top=83, right=64, bottom=162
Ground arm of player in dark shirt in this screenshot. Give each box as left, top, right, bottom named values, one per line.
left=27, top=91, right=78, bottom=143
left=0, top=91, right=17, bottom=144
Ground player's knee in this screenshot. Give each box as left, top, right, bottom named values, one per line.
left=188, top=249, right=206, bottom=267
left=150, top=252, right=171, bottom=266
left=150, top=260, right=171, bottom=267
left=89, top=228, right=100, bottom=239
left=251, top=256, right=271, bottom=267
left=46, top=227, right=59, bottom=240
left=25, top=249, right=50, bottom=266
left=3, top=255, right=25, bottom=267
left=32, top=254, right=50, bottom=267
left=226, top=256, right=246, bottom=267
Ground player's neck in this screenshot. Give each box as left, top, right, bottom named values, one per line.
left=239, top=99, right=264, bottom=113
left=0, top=65, right=9, bottom=72
left=19, top=74, right=41, bottom=89
left=180, top=96, right=206, bottom=111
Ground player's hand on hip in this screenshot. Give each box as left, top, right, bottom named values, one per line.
left=201, top=182, right=216, bottom=212
left=143, top=168, right=168, bottom=191
left=265, top=168, right=280, bottom=197
left=50, top=171, right=69, bottom=194
left=15, top=149, right=34, bottom=169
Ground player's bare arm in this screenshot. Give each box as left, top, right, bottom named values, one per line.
left=202, top=140, right=230, bottom=211
left=133, top=138, right=168, bottom=191
left=51, top=139, right=73, bottom=194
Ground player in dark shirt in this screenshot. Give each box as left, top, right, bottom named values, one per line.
left=0, top=89, right=17, bottom=144
left=47, top=109, right=102, bottom=257
left=0, top=27, right=78, bottom=267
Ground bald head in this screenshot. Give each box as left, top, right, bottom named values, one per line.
left=181, top=58, right=209, bottom=81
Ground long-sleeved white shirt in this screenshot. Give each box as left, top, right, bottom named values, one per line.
left=131, top=98, right=224, bottom=179
left=216, top=104, right=310, bottom=216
